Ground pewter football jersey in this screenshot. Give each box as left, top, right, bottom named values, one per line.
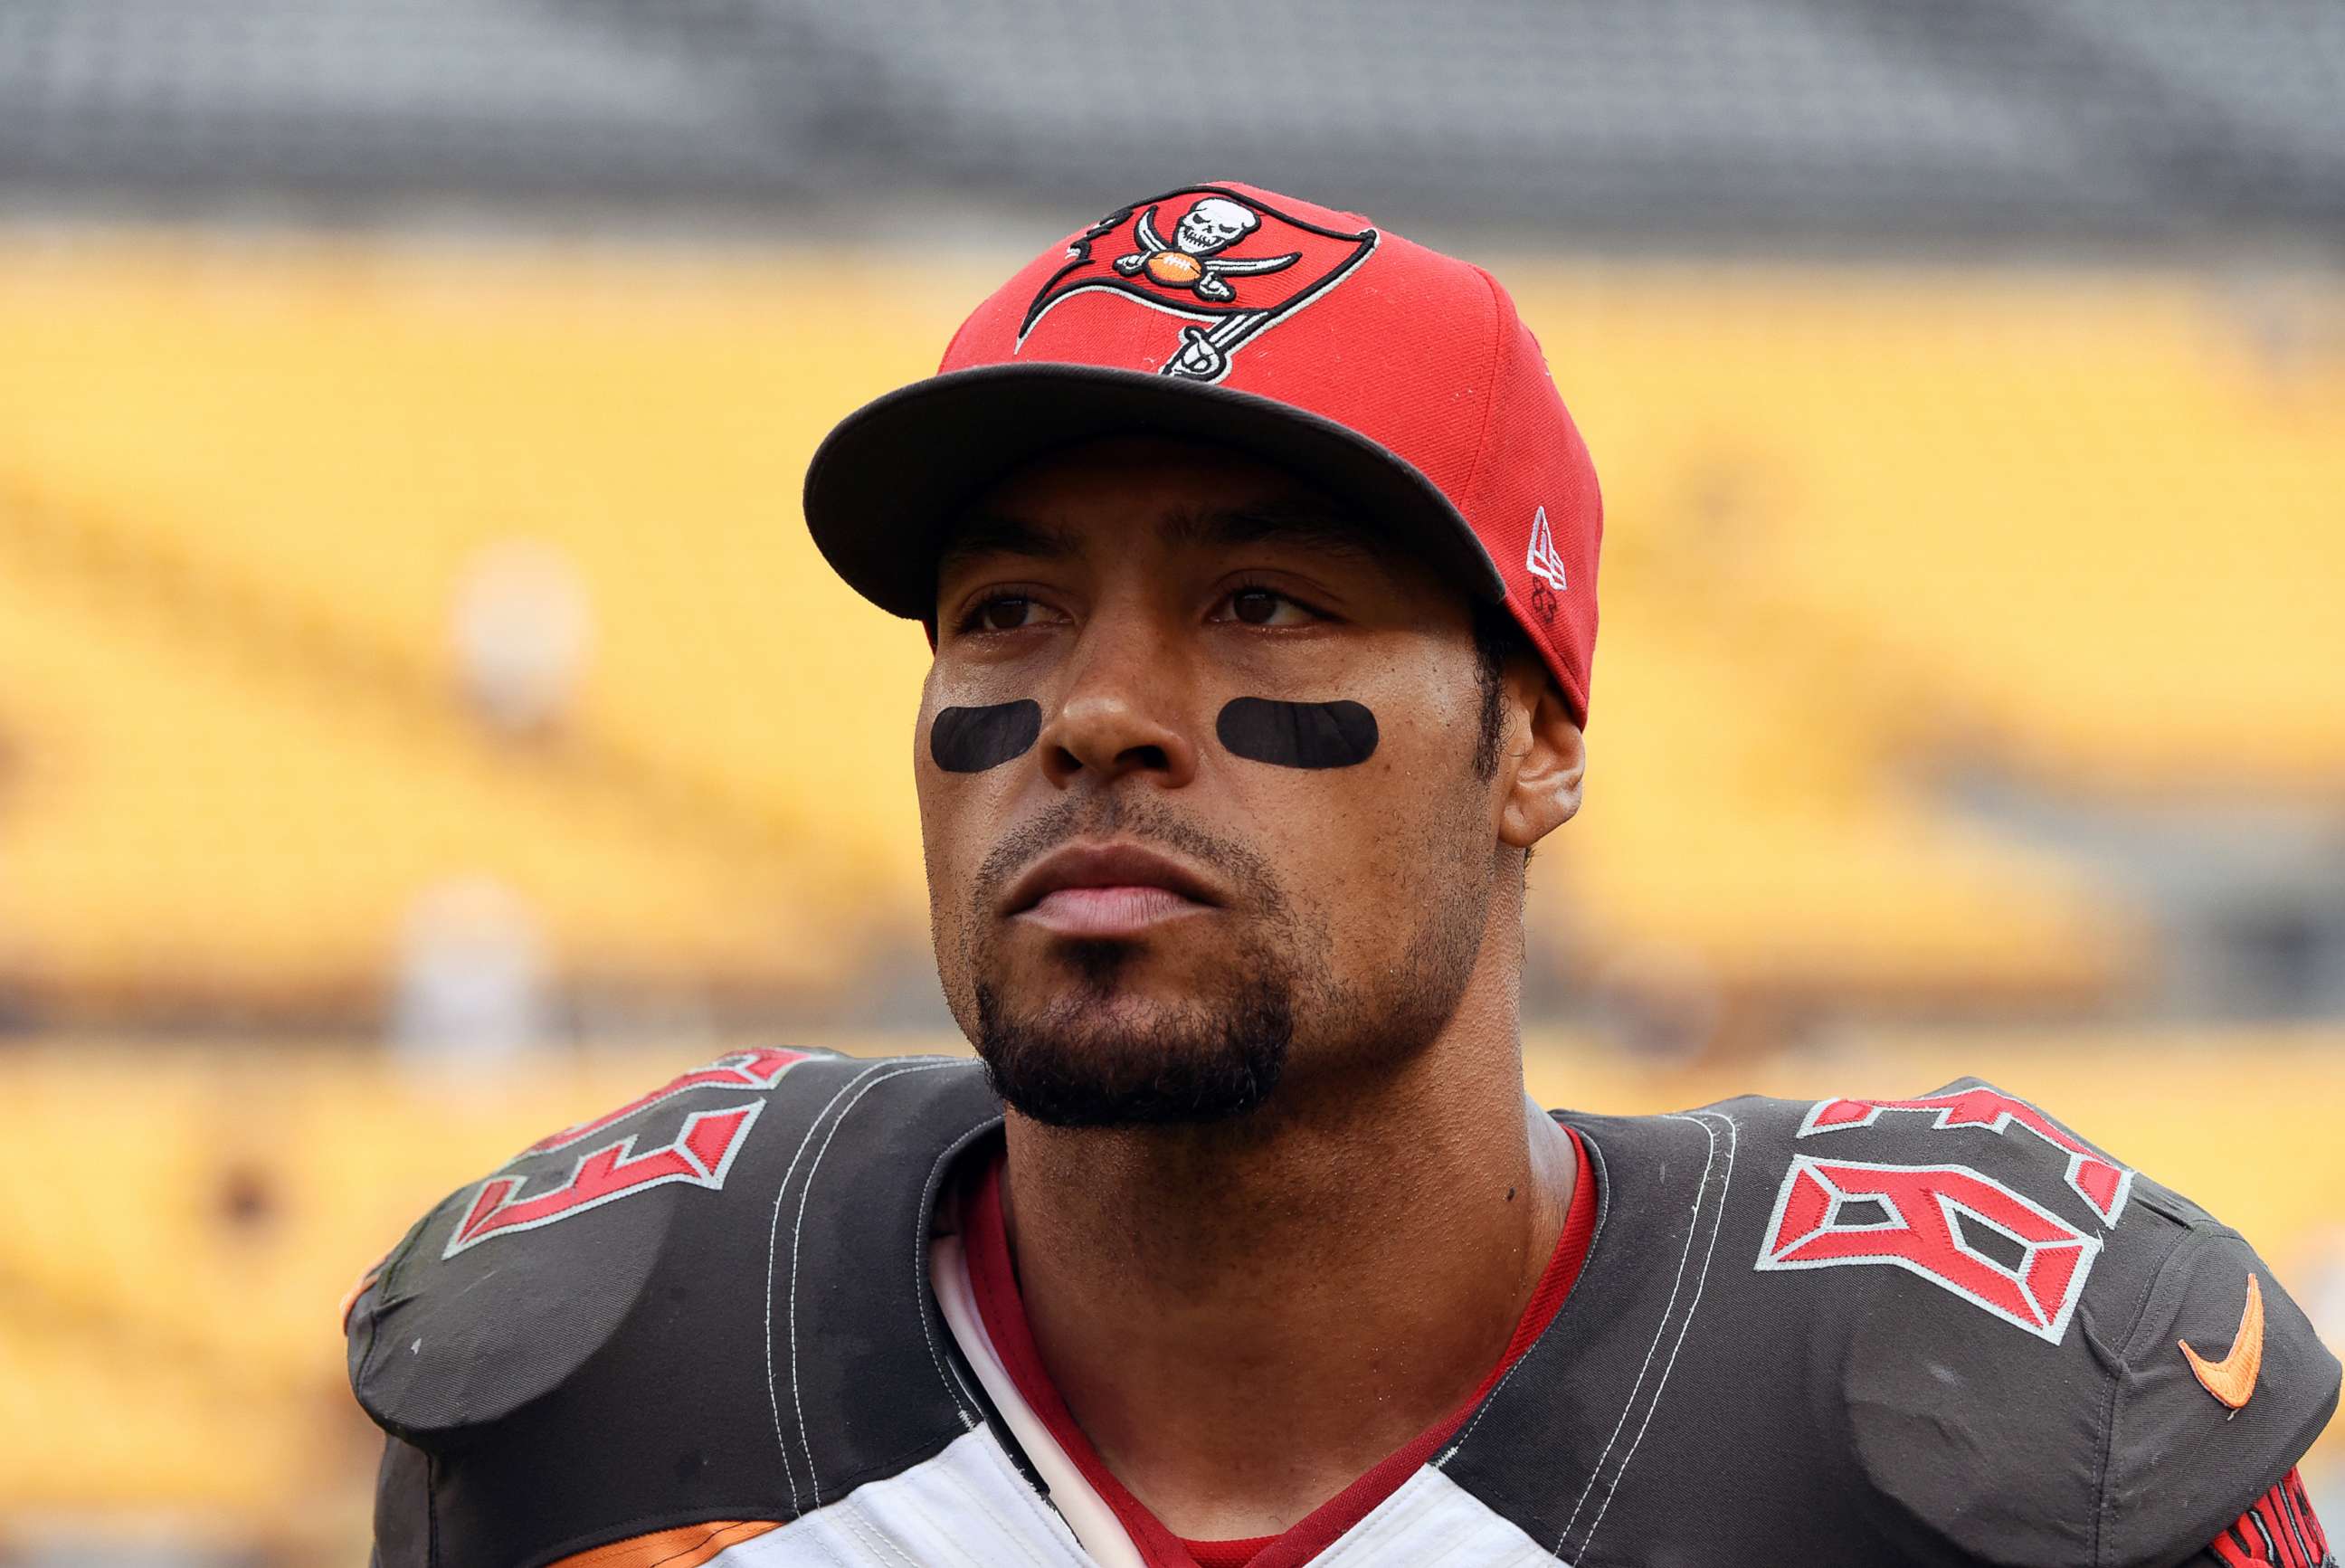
left=349, top=1050, right=2337, bottom=1567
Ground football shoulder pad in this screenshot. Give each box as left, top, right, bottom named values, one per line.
left=1695, top=1078, right=2338, bottom=1568
left=345, top=1048, right=1001, bottom=1567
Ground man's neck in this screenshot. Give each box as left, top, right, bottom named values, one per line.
left=997, top=995, right=1576, bottom=1542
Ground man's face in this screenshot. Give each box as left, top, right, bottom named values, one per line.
left=917, top=437, right=1513, bottom=1127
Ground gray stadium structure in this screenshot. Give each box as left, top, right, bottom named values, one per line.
left=1, top=0, right=2340, bottom=247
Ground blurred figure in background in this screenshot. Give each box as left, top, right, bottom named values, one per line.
left=389, top=875, right=553, bottom=1069
left=450, top=537, right=593, bottom=741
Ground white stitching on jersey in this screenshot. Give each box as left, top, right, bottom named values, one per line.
left=790, top=1060, right=963, bottom=1506
left=1550, top=1117, right=1711, bottom=1544
left=914, top=1133, right=991, bottom=1428
left=1552, top=1110, right=1733, bottom=1558
left=835, top=1491, right=924, bottom=1568
left=765, top=1060, right=897, bottom=1514
left=1567, top=1110, right=1738, bottom=1561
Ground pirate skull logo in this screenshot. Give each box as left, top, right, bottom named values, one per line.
left=1113, top=196, right=1301, bottom=304
left=1019, top=185, right=1381, bottom=384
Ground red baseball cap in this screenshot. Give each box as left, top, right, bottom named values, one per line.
left=804, top=181, right=1603, bottom=722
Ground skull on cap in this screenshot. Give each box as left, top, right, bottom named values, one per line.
left=1172, top=197, right=1260, bottom=256
left=1112, top=195, right=1301, bottom=304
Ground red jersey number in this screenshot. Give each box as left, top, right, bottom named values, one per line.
left=1756, top=1155, right=2102, bottom=1343
left=1799, top=1088, right=2132, bottom=1225
left=1756, top=1088, right=2132, bottom=1343
left=442, top=1048, right=812, bottom=1259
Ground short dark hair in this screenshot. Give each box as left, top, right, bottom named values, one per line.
left=1470, top=599, right=1534, bottom=783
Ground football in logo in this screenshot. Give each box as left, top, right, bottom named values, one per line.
left=1019, top=185, right=1379, bottom=383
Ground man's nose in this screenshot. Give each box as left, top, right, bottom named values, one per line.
left=1036, top=620, right=1199, bottom=790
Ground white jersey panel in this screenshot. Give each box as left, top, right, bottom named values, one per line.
left=707, top=1427, right=1095, bottom=1566
left=1311, top=1466, right=1563, bottom=1567
left=689, top=1431, right=1565, bottom=1568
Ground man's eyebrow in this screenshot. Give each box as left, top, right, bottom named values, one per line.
left=935, top=513, right=1078, bottom=576
left=1162, top=501, right=1387, bottom=565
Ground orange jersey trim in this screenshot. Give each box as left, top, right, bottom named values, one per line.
left=548, top=1521, right=782, bottom=1568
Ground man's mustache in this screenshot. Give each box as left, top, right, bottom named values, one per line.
left=971, top=794, right=1286, bottom=923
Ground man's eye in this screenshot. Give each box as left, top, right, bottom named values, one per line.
left=1216, top=587, right=1315, bottom=627
left=969, top=596, right=1043, bottom=632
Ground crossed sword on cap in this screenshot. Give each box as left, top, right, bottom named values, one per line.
left=1113, top=204, right=1301, bottom=381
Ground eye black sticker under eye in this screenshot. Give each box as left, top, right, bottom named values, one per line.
left=1216, top=698, right=1379, bottom=770
left=930, top=700, right=1043, bottom=774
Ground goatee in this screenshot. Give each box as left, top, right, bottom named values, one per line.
left=973, top=947, right=1295, bottom=1127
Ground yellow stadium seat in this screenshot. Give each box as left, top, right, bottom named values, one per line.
left=0, top=243, right=2338, bottom=1010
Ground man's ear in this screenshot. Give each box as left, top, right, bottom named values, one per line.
left=1499, top=663, right=1585, bottom=851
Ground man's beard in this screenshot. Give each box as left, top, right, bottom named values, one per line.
left=972, top=919, right=1303, bottom=1126
left=956, top=796, right=1487, bottom=1129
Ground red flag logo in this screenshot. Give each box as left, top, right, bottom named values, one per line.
left=1019, top=185, right=1378, bottom=382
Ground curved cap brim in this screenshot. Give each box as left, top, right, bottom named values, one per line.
left=803, top=362, right=1505, bottom=622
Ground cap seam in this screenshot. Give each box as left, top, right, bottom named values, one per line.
left=1461, top=263, right=1589, bottom=723
left=1458, top=264, right=1512, bottom=530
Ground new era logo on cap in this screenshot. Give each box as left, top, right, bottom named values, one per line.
left=805, top=180, right=1604, bottom=723
left=1526, top=506, right=1570, bottom=594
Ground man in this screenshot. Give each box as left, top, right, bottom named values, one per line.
left=347, top=184, right=2338, bottom=1567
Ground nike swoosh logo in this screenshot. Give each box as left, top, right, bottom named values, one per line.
left=2179, top=1272, right=2264, bottom=1411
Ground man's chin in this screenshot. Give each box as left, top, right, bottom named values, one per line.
left=970, top=975, right=1292, bottom=1129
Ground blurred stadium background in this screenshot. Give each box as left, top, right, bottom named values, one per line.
left=2, top=2, right=2342, bottom=1562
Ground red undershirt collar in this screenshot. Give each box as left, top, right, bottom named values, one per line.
left=962, top=1125, right=1599, bottom=1568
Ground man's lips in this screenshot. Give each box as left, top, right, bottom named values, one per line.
left=1001, top=842, right=1223, bottom=936
left=1021, top=885, right=1211, bottom=937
